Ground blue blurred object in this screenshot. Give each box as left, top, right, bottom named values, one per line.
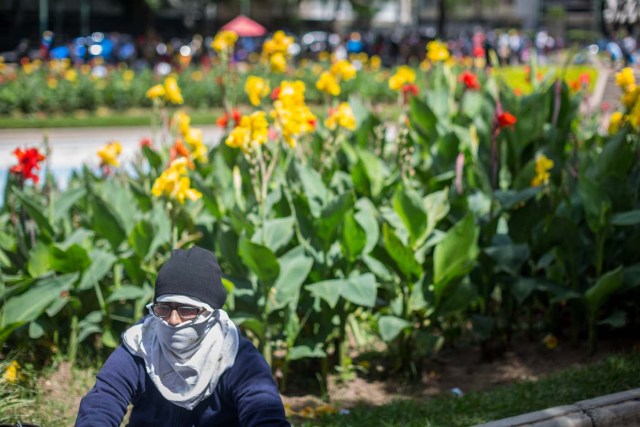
left=50, top=46, right=70, bottom=59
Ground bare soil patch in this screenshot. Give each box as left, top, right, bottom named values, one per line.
left=281, top=337, right=639, bottom=413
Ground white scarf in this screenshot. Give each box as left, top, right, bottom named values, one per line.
left=122, top=295, right=239, bottom=410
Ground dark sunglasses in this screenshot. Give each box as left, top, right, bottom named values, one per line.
left=150, top=303, right=205, bottom=320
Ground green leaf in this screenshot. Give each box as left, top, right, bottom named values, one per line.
left=495, top=187, right=541, bottom=210
left=142, top=145, right=163, bottom=173
left=484, top=243, right=530, bottom=277
left=129, top=220, right=154, bottom=259
left=317, top=193, right=354, bottom=250
left=106, top=285, right=150, bottom=303
left=29, top=321, right=45, bottom=339
left=340, top=210, right=366, bottom=261
left=0, top=273, right=78, bottom=327
left=12, top=187, right=55, bottom=238
left=287, top=343, right=326, bottom=360
left=585, top=266, right=623, bottom=316
left=269, top=246, right=313, bottom=312
left=612, top=210, right=640, bottom=226
left=50, top=243, right=91, bottom=273
left=89, top=195, right=127, bottom=251
left=355, top=147, right=387, bottom=198
left=382, top=223, right=422, bottom=279
left=433, top=214, right=479, bottom=298
left=53, top=187, right=86, bottom=223
left=409, top=96, right=438, bottom=142
left=341, top=273, right=377, bottom=308
left=252, top=216, right=295, bottom=253
left=424, top=189, right=450, bottom=238
left=354, top=198, right=379, bottom=254
left=101, top=327, right=119, bottom=348
left=578, top=176, right=611, bottom=232
left=378, top=315, right=411, bottom=342
left=27, top=241, right=51, bottom=277
left=306, top=279, right=343, bottom=309
left=392, top=186, right=428, bottom=248
left=296, top=162, right=328, bottom=217
left=238, top=237, right=280, bottom=283
left=78, top=249, right=117, bottom=291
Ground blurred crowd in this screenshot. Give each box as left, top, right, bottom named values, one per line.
left=4, top=25, right=633, bottom=72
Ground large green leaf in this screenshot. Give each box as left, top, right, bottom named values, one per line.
left=129, top=220, right=154, bottom=259
left=269, top=246, right=313, bottom=311
left=52, top=187, right=86, bottom=223
left=89, top=195, right=127, bottom=251
left=578, top=176, right=611, bottom=232
left=484, top=243, right=530, bottom=277
left=355, top=147, right=387, bottom=198
left=98, top=180, right=138, bottom=235
left=382, top=223, right=422, bottom=279
left=392, top=186, right=428, bottom=248
left=341, top=273, right=377, bottom=308
left=409, top=96, right=438, bottom=142
left=27, top=241, right=51, bottom=277
left=495, top=187, right=541, bottom=210
left=0, top=273, right=78, bottom=327
left=12, top=187, right=55, bottom=238
left=296, top=162, right=328, bottom=217
left=50, top=243, right=91, bottom=273
left=77, top=249, right=117, bottom=291
left=424, top=188, right=450, bottom=238
left=287, top=343, right=326, bottom=360
left=585, top=266, right=623, bottom=316
left=306, top=279, right=342, bottom=309
left=252, top=216, right=295, bottom=253
left=340, top=210, right=366, bottom=261
left=316, top=193, right=354, bottom=250
left=238, top=237, right=280, bottom=283
left=106, top=285, right=151, bottom=303
left=354, top=198, right=379, bottom=254
left=433, top=215, right=479, bottom=297
left=378, top=315, right=411, bottom=342
left=612, top=210, right=640, bottom=226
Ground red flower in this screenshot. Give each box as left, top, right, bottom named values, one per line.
left=579, top=72, right=590, bottom=86
left=216, top=113, right=229, bottom=128
left=497, top=112, right=517, bottom=128
left=459, top=71, right=480, bottom=90
left=473, top=46, right=485, bottom=58
left=402, top=84, right=419, bottom=104
left=10, top=147, right=45, bottom=183
left=139, top=137, right=153, bottom=148
left=402, top=84, right=419, bottom=96
left=308, top=118, right=317, bottom=129
left=270, top=86, right=281, bottom=101
left=231, top=108, right=242, bottom=126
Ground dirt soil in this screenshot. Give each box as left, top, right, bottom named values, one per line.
left=281, top=337, right=639, bottom=413
left=38, top=337, right=638, bottom=422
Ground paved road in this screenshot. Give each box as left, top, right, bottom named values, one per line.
left=0, top=125, right=224, bottom=170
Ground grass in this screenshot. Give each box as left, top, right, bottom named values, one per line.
left=294, top=351, right=640, bottom=427
left=0, top=351, right=638, bottom=426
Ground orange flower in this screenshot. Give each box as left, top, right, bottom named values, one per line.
left=169, top=139, right=194, bottom=169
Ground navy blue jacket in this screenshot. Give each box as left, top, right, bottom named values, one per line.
left=76, top=334, right=290, bottom=427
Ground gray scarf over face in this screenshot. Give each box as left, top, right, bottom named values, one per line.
left=122, top=295, right=239, bottom=410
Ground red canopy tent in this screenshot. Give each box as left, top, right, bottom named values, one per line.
left=221, top=15, right=267, bottom=37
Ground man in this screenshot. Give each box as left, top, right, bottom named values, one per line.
left=76, top=246, right=290, bottom=426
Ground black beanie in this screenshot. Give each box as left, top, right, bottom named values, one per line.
left=154, top=246, right=227, bottom=309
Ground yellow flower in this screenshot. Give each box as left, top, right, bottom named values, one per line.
left=212, top=30, right=238, bottom=53
left=151, top=158, right=202, bottom=204
left=270, top=52, right=287, bottom=73
left=263, top=30, right=294, bottom=55
left=621, top=86, right=639, bottom=109
left=608, top=111, right=624, bottom=134
left=615, top=67, right=635, bottom=90
left=123, top=70, right=135, bottom=82
left=225, top=111, right=269, bottom=152
left=97, top=141, right=122, bottom=167
left=427, top=40, right=450, bottom=62
left=164, top=76, right=184, bottom=105
left=419, top=59, right=431, bottom=72
left=318, top=51, right=330, bottom=62
left=244, top=76, right=270, bottom=107
left=173, top=111, right=191, bottom=136
left=330, top=60, right=357, bottom=81
left=316, top=71, right=341, bottom=96
left=184, top=127, right=208, bottom=162
left=2, top=360, right=22, bottom=383
left=369, top=55, right=382, bottom=70
left=64, top=69, right=78, bottom=82
left=271, top=80, right=316, bottom=148
left=146, top=84, right=165, bottom=100
left=531, top=153, right=554, bottom=187
left=543, top=334, right=558, bottom=350
left=388, top=66, right=416, bottom=91
left=325, top=102, right=357, bottom=131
